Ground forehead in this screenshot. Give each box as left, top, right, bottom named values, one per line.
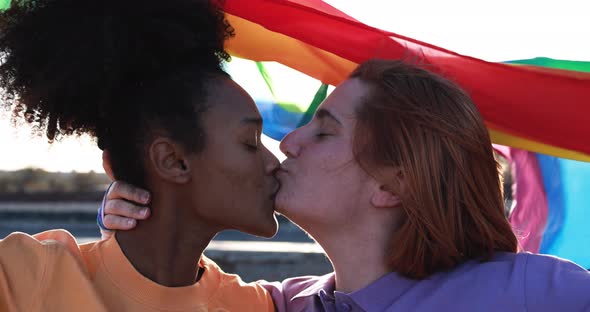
left=318, top=78, right=368, bottom=115
left=204, top=76, right=260, bottom=121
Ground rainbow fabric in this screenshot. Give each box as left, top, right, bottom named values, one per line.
left=220, top=0, right=590, bottom=162
left=494, top=60, right=590, bottom=268
left=1, top=0, right=588, bottom=266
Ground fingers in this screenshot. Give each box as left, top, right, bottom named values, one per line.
left=102, top=214, right=138, bottom=231
left=99, top=181, right=151, bottom=232
left=103, top=199, right=150, bottom=220
left=107, top=181, right=150, bottom=205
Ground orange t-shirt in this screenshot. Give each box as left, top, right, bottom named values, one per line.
left=0, top=230, right=274, bottom=312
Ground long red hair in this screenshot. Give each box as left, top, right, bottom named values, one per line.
left=350, top=60, right=518, bottom=279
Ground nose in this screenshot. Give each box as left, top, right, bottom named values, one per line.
left=279, top=128, right=302, bottom=158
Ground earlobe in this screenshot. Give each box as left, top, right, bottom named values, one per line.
left=371, top=187, right=401, bottom=208
left=371, top=166, right=405, bottom=209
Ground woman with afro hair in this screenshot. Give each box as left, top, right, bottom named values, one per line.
left=0, top=0, right=278, bottom=311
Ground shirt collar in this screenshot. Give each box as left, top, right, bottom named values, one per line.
left=291, top=273, right=336, bottom=300
left=289, top=271, right=420, bottom=311
left=99, top=236, right=219, bottom=309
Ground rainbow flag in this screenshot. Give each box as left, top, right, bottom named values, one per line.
left=221, top=0, right=590, bottom=162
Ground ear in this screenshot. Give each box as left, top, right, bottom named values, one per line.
left=102, top=150, right=115, bottom=180
left=370, top=167, right=404, bottom=209
left=148, top=138, right=192, bottom=184
left=370, top=186, right=401, bottom=208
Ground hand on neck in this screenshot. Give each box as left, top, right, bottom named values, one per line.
left=115, top=191, right=220, bottom=287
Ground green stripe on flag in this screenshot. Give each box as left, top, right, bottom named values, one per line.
left=297, top=83, right=329, bottom=127
left=255, top=62, right=277, bottom=99
left=0, top=0, right=10, bottom=10
left=507, top=57, right=590, bottom=73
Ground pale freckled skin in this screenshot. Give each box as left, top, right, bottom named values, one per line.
left=276, top=79, right=373, bottom=227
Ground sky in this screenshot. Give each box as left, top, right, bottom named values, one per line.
left=0, top=0, right=588, bottom=172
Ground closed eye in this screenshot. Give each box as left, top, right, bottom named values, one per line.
left=315, top=133, right=332, bottom=140
left=245, top=143, right=259, bottom=152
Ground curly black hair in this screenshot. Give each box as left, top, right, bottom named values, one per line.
left=0, top=0, right=235, bottom=186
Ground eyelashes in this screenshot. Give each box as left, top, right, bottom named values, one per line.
left=314, top=132, right=332, bottom=141
left=244, top=144, right=258, bottom=152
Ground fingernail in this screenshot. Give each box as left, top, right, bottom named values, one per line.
left=141, top=208, right=149, bottom=217
left=141, top=192, right=150, bottom=203
left=127, top=219, right=136, bottom=226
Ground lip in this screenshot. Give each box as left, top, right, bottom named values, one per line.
left=278, top=164, right=290, bottom=172
left=276, top=165, right=290, bottom=176
left=270, top=180, right=281, bottom=200
left=275, top=169, right=286, bottom=178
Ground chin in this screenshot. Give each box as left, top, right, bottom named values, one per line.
left=260, top=215, right=279, bottom=238
left=274, top=197, right=299, bottom=218
left=258, top=225, right=278, bottom=238
left=274, top=194, right=291, bottom=214
left=244, top=215, right=278, bottom=238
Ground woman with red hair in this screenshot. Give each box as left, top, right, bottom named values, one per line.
left=102, top=59, right=590, bottom=311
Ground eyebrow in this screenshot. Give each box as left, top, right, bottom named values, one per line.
left=315, top=108, right=341, bottom=125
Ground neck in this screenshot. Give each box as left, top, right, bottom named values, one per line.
left=304, top=215, right=396, bottom=293
left=116, top=192, right=219, bottom=287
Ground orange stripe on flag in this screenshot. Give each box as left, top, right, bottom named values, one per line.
left=226, top=14, right=356, bottom=86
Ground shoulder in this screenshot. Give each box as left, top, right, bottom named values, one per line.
left=261, top=274, right=333, bottom=298
left=32, top=229, right=82, bottom=253
left=440, top=252, right=528, bottom=283
left=396, top=252, right=529, bottom=310
left=0, top=230, right=87, bottom=311
left=2, top=229, right=90, bottom=279
left=0, top=231, right=50, bottom=274
left=522, top=253, right=590, bottom=311
left=200, top=256, right=274, bottom=312
left=522, top=251, right=588, bottom=273
left=0, top=229, right=82, bottom=269
left=445, top=252, right=590, bottom=310
left=32, top=229, right=88, bottom=267
left=518, top=251, right=590, bottom=282
left=259, top=274, right=334, bottom=312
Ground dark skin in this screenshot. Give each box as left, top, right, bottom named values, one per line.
left=114, top=77, right=280, bottom=287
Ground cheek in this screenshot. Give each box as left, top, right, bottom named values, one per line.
left=304, top=147, right=355, bottom=193
left=219, top=164, right=266, bottom=201
left=279, top=149, right=364, bottom=216
left=193, top=153, right=267, bottom=218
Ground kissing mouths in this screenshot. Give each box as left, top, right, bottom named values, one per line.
left=270, top=180, right=281, bottom=200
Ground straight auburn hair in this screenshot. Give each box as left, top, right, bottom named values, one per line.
left=350, top=59, right=518, bottom=279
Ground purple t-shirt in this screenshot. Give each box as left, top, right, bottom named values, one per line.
left=261, top=252, right=590, bottom=311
